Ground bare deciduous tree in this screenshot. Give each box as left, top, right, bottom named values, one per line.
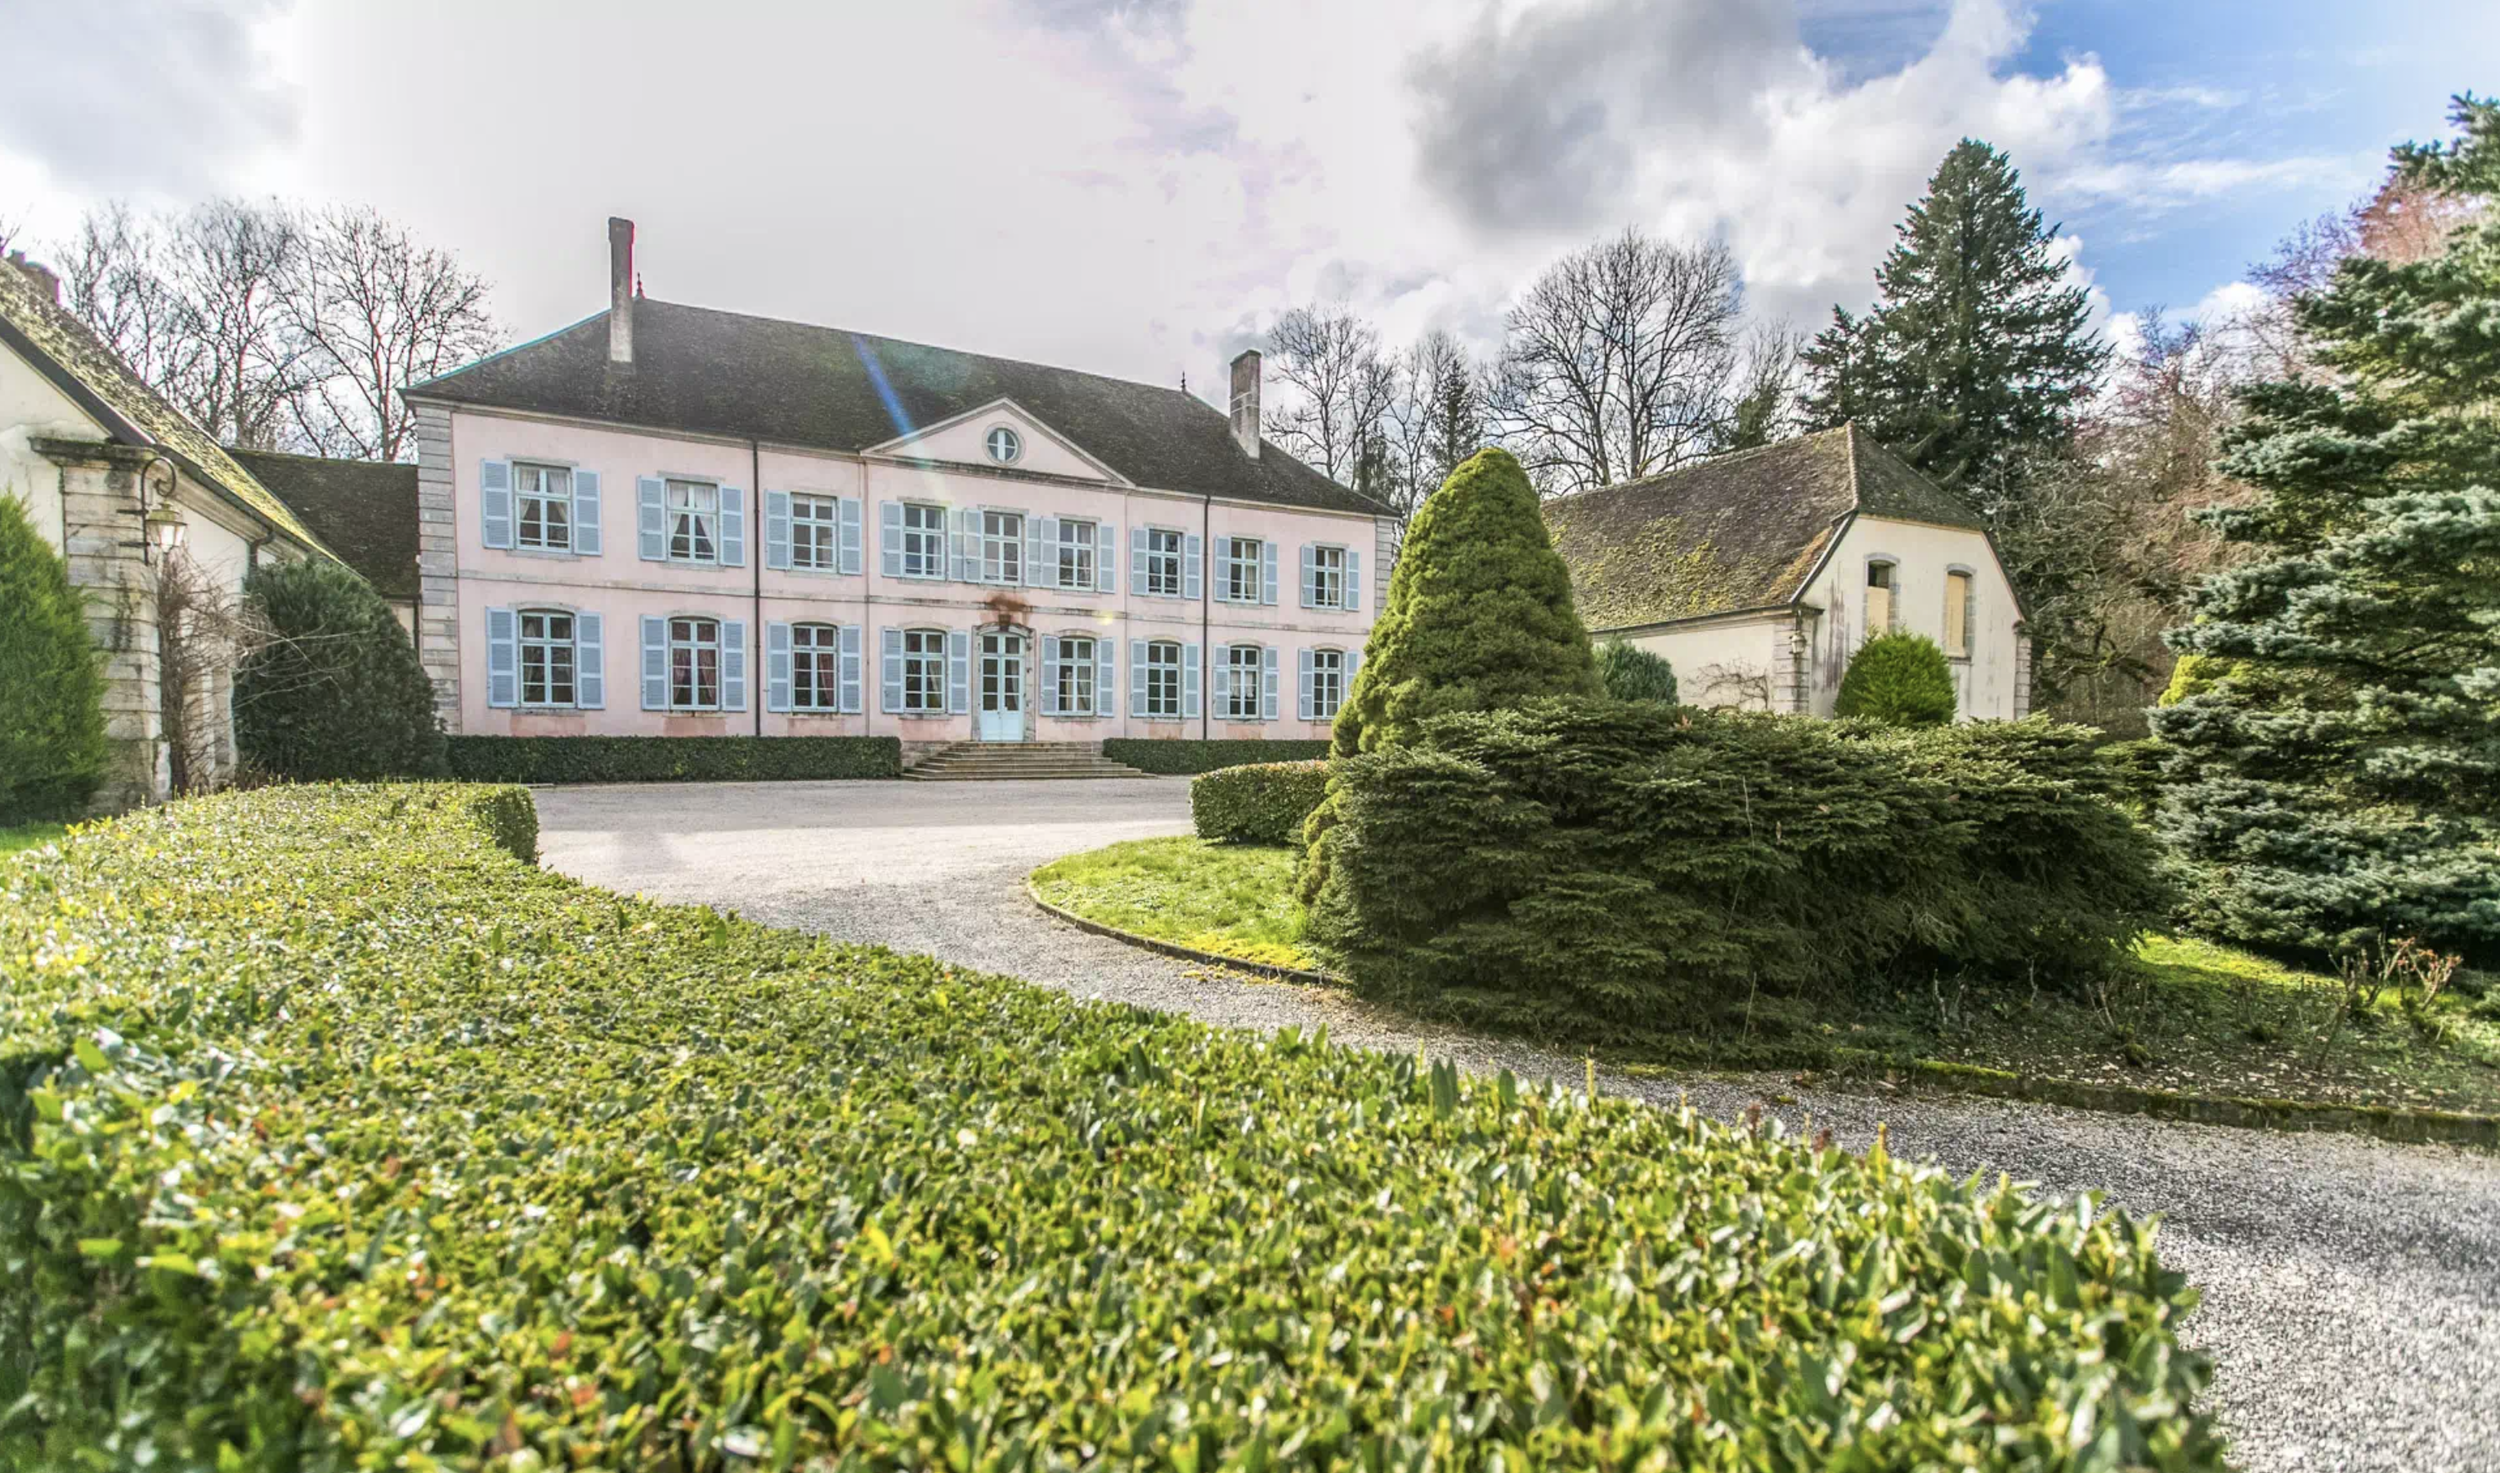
left=1720, top=319, right=1806, bottom=452
left=1261, top=303, right=1398, bottom=495
left=1379, top=328, right=1484, bottom=549
left=285, top=205, right=500, bottom=461
left=1487, top=229, right=1744, bottom=494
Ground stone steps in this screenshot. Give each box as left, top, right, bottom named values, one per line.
left=902, top=742, right=1158, bottom=781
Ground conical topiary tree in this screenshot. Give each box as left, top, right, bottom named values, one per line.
left=235, top=557, right=446, bottom=780
left=1331, top=446, right=1599, bottom=755
left=1834, top=633, right=1957, bottom=727
left=0, top=489, right=107, bottom=822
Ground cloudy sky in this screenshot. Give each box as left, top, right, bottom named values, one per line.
left=0, top=0, right=2487, bottom=402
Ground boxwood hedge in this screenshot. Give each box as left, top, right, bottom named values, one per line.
left=1191, top=760, right=1330, bottom=844
left=1103, top=737, right=1331, bottom=774
left=0, top=785, right=2224, bottom=1470
left=445, top=733, right=900, bottom=783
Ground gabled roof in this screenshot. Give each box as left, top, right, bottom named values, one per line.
left=1542, top=423, right=1987, bottom=631
left=409, top=298, right=1384, bottom=516
left=0, top=258, right=328, bottom=554
left=229, top=449, right=419, bottom=602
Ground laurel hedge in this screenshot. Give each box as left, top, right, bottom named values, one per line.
left=445, top=733, right=900, bottom=783
left=1303, top=701, right=2171, bottom=1036
left=1191, top=759, right=1330, bottom=843
left=1102, top=737, right=1332, bottom=774
left=0, top=784, right=2223, bottom=1470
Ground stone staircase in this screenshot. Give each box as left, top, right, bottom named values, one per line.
left=901, top=741, right=1158, bottom=781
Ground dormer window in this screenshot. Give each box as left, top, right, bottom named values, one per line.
left=985, top=425, right=1022, bottom=465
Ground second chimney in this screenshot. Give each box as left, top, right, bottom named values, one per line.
left=7, top=251, right=59, bottom=305
left=607, top=217, right=635, bottom=365
left=1228, top=348, right=1261, bottom=459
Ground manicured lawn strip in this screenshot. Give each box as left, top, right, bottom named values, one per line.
left=2, top=786, right=2227, bottom=1469
left=1030, top=836, right=1317, bottom=970
left=0, top=823, right=66, bottom=860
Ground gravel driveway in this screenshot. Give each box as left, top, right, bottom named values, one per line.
left=538, top=777, right=2500, bottom=1473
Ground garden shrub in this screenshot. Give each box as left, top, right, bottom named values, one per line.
left=1304, top=700, right=2170, bottom=1037
left=1834, top=632, right=1957, bottom=727
left=1191, top=759, right=1330, bottom=843
left=0, top=490, right=106, bottom=822
left=1102, top=737, right=1331, bottom=774
left=445, top=733, right=901, bottom=782
left=0, top=784, right=2225, bottom=1469
left=234, top=557, right=446, bottom=779
left=1593, top=639, right=1679, bottom=704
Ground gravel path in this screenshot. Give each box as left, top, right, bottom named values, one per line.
left=538, top=777, right=2500, bottom=1472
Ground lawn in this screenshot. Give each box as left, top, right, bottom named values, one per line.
left=0, top=823, right=68, bottom=860
left=1035, top=836, right=2500, bottom=1118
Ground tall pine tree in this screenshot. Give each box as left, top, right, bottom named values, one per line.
left=2149, top=95, right=2500, bottom=960
left=1803, top=139, right=2108, bottom=494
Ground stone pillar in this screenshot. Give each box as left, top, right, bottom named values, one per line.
left=413, top=401, right=462, bottom=729
left=2012, top=628, right=2034, bottom=721
left=39, top=440, right=166, bottom=811
left=1774, top=612, right=1813, bottom=715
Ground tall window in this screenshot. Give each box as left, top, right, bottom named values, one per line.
left=899, top=503, right=945, bottom=579
left=1226, top=643, right=1263, bottom=720
left=1057, top=518, right=1097, bottom=590
left=518, top=609, right=576, bottom=706
left=792, top=622, right=841, bottom=710
left=667, top=617, right=721, bottom=710
left=981, top=509, right=1024, bottom=584
left=1310, top=544, right=1347, bottom=609
left=1145, top=528, right=1184, bottom=596
left=1057, top=634, right=1097, bottom=715
left=791, top=494, right=838, bottom=571
left=515, top=464, right=572, bottom=551
left=1866, top=561, right=1896, bottom=638
left=1944, top=571, right=1973, bottom=658
left=1222, top=537, right=1263, bottom=603
left=667, top=480, right=719, bottom=563
left=1144, top=640, right=1182, bottom=718
left=1310, top=647, right=1345, bottom=721
left=901, top=629, right=947, bottom=714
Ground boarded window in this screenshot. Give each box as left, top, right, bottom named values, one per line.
left=1944, top=571, right=1973, bottom=657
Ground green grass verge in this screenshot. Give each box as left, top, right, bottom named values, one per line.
left=1030, top=835, right=1318, bottom=971
left=0, top=786, right=2228, bottom=1467
left=0, top=823, right=69, bottom=860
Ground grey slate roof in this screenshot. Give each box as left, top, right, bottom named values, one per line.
left=230, top=449, right=419, bottom=603
left=1542, top=423, right=1988, bottom=631
left=408, top=299, right=1385, bottom=516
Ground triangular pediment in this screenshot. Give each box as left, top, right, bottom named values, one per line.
left=864, top=397, right=1127, bottom=484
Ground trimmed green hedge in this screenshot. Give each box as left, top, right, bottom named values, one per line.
left=0, top=785, right=2225, bottom=1468
left=1303, top=701, right=2172, bottom=1037
left=445, top=734, right=900, bottom=783
left=1102, top=737, right=1331, bottom=774
left=1191, top=760, right=1330, bottom=843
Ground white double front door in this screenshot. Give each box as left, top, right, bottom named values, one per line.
left=977, top=630, right=1026, bottom=742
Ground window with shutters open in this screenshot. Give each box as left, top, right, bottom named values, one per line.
left=519, top=609, right=576, bottom=706
left=667, top=481, right=720, bottom=563
left=1056, top=635, right=1097, bottom=715
left=667, top=617, right=722, bottom=710
left=1144, top=528, right=1184, bottom=596
left=978, top=509, right=1025, bottom=584
left=1056, top=518, right=1097, bottom=590
left=514, top=464, right=572, bottom=551
left=1224, top=644, right=1263, bottom=720
left=898, top=503, right=946, bottom=578
left=1310, top=648, right=1346, bottom=720
left=789, top=495, right=838, bottom=571
left=900, top=629, right=948, bottom=713
left=1944, top=570, right=1974, bottom=658
left=790, top=622, right=842, bottom=710
left=1144, top=640, right=1182, bottom=718
left=1221, top=538, right=1262, bottom=603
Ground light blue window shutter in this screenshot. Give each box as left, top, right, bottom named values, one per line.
left=576, top=612, right=605, bottom=708
left=953, top=508, right=978, bottom=582
left=1344, top=549, right=1361, bottom=612
left=881, top=628, right=904, bottom=713
left=1129, top=527, right=1150, bottom=593
left=719, top=488, right=746, bottom=567
left=838, top=624, right=862, bottom=713
left=1183, top=534, right=1202, bottom=600
left=946, top=629, right=971, bottom=713
left=1261, top=541, right=1279, bottom=605
left=1262, top=645, right=1280, bottom=720
left=764, top=490, right=792, bottom=571
left=1093, top=639, right=1113, bottom=717
left=640, top=615, right=668, bottom=709
left=839, top=497, right=864, bottom=575
left=484, top=606, right=517, bottom=706
left=1182, top=643, right=1202, bottom=719
left=721, top=620, right=748, bottom=710
left=1027, top=516, right=1051, bottom=588
left=1211, top=645, right=1230, bottom=711
left=1129, top=641, right=1148, bottom=718
left=1298, top=648, right=1315, bottom=721
left=766, top=621, right=793, bottom=712
left=879, top=501, right=905, bottom=577
left=571, top=471, right=602, bottom=555
left=1095, top=522, right=1116, bottom=593
left=1299, top=544, right=1316, bottom=608
left=480, top=461, right=513, bottom=549
left=1040, top=635, right=1061, bottom=716
left=637, top=478, right=666, bottom=560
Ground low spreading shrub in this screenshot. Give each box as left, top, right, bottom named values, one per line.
left=1102, top=737, right=1331, bottom=774
left=1593, top=639, right=1679, bottom=704
left=1303, top=700, right=2171, bottom=1037
left=0, top=490, right=106, bottom=822
left=1191, top=759, right=1330, bottom=843
left=1834, top=632, right=1957, bottom=727
left=0, top=785, right=2224, bottom=1469
left=445, top=733, right=900, bottom=783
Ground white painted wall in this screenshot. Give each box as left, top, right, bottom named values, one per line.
left=1615, top=614, right=1789, bottom=711
left=0, top=337, right=101, bottom=552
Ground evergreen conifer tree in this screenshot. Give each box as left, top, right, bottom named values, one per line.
left=2149, top=95, right=2500, bottom=959
left=1802, top=140, right=2108, bottom=494
left=235, top=558, right=446, bottom=780
left=1834, top=633, right=1958, bottom=727
left=0, top=490, right=107, bottom=822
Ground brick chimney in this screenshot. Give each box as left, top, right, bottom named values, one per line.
left=7, top=250, right=59, bottom=304
left=607, top=218, right=635, bottom=365
left=1228, top=348, right=1261, bottom=459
